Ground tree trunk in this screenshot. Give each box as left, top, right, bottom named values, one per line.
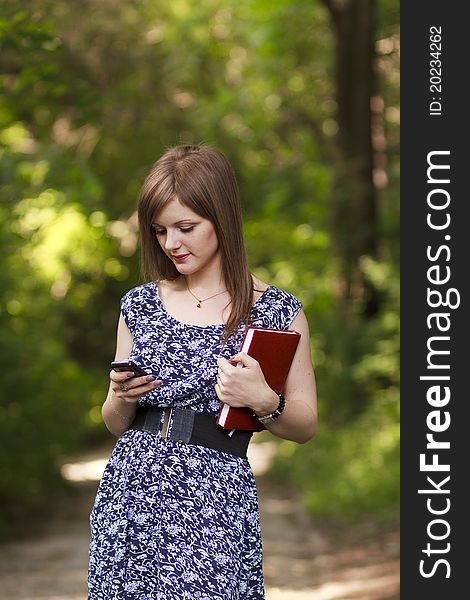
left=323, top=0, right=379, bottom=317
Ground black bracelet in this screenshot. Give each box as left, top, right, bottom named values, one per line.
left=257, top=392, right=286, bottom=424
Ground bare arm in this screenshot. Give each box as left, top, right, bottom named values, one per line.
left=102, top=313, right=162, bottom=437
left=260, top=309, right=317, bottom=443
left=216, top=309, right=318, bottom=444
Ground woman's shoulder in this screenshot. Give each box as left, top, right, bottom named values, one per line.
left=120, top=281, right=156, bottom=306
left=118, top=282, right=156, bottom=330
left=251, top=277, right=303, bottom=329
left=252, top=276, right=300, bottom=303
left=252, top=276, right=270, bottom=302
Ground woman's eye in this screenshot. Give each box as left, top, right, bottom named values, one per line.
left=153, top=226, right=194, bottom=235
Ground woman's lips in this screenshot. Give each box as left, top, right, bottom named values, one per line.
left=172, top=253, right=190, bottom=263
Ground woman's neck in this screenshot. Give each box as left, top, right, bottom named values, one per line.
left=180, top=271, right=226, bottom=297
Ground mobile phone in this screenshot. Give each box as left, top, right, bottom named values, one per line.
left=111, top=360, right=150, bottom=378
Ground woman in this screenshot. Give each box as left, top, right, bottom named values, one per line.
left=88, top=144, right=317, bottom=599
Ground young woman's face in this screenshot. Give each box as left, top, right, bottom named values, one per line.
left=152, top=198, right=220, bottom=276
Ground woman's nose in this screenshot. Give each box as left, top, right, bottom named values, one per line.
left=164, top=229, right=182, bottom=251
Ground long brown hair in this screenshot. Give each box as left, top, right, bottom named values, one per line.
left=137, top=144, right=256, bottom=342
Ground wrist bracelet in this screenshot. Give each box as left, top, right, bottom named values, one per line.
left=257, top=392, right=286, bottom=425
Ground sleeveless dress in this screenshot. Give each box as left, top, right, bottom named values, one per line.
left=88, top=281, right=302, bottom=600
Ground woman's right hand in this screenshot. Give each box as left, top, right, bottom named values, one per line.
left=110, top=370, right=163, bottom=404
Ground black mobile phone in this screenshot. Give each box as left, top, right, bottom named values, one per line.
left=111, top=360, right=150, bottom=378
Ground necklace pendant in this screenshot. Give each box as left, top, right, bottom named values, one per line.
left=196, top=302, right=201, bottom=308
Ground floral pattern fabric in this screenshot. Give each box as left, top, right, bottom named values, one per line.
left=88, top=281, right=302, bottom=599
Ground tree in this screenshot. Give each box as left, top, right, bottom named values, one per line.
left=322, top=0, right=379, bottom=316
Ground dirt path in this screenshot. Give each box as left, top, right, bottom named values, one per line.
left=0, top=441, right=399, bottom=599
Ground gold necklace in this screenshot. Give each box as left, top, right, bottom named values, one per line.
left=186, top=282, right=227, bottom=308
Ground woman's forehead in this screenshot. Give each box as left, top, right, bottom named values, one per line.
left=152, top=197, right=200, bottom=225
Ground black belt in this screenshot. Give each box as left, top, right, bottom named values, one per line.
left=129, top=405, right=253, bottom=459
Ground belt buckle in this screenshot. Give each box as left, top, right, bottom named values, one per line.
left=161, top=407, right=173, bottom=440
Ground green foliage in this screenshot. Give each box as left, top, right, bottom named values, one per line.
left=274, top=404, right=399, bottom=517
left=270, top=258, right=399, bottom=517
left=0, top=120, right=120, bottom=533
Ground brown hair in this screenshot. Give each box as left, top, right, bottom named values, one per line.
left=137, top=144, right=257, bottom=342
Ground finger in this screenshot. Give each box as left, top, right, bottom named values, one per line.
left=111, top=383, right=123, bottom=395
left=117, top=378, right=162, bottom=400
left=215, top=378, right=231, bottom=397
left=128, top=377, right=162, bottom=392
left=216, top=370, right=227, bottom=387
left=110, top=370, right=135, bottom=382
left=229, top=352, right=258, bottom=367
left=111, top=377, right=130, bottom=391
left=217, top=357, right=242, bottom=377
left=133, top=374, right=159, bottom=386
left=216, top=357, right=231, bottom=374
left=117, top=380, right=132, bottom=393
left=214, top=381, right=223, bottom=401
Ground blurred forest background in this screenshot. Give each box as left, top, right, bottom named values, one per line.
left=0, top=0, right=399, bottom=537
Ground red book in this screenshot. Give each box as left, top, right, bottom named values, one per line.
left=216, top=326, right=301, bottom=431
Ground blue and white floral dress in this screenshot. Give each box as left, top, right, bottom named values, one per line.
left=88, top=281, right=302, bottom=600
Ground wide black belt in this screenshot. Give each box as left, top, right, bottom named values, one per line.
left=129, top=405, right=253, bottom=459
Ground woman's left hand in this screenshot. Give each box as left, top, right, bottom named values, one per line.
left=215, top=352, right=279, bottom=416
